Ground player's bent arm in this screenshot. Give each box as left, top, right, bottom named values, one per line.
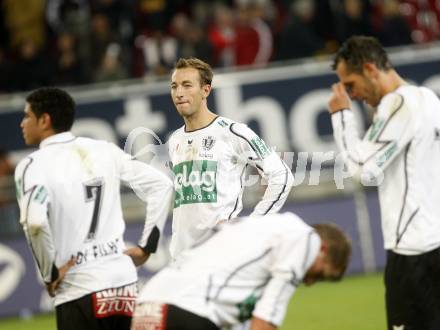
left=23, top=195, right=58, bottom=284
left=129, top=162, right=173, bottom=256
left=124, top=246, right=150, bottom=266
left=113, top=144, right=173, bottom=257
left=331, top=93, right=414, bottom=184
left=250, top=152, right=294, bottom=216
left=250, top=316, right=277, bottom=330
left=46, top=256, right=76, bottom=297
left=15, top=160, right=59, bottom=284
left=230, top=123, right=294, bottom=216
left=253, top=276, right=295, bottom=327
left=254, top=229, right=320, bottom=326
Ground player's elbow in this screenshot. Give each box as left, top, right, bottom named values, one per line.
left=27, top=218, right=45, bottom=236
left=356, top=164, right=385, bottom=186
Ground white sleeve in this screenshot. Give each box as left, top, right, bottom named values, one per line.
left=331, top=93, right=415, bottom=184
left=15, top=158, right=58, bottom=284
left=229, top=123, right=294, bottom=216
left=111, top=144, right=174, bottom=253
left=253, top=231, right=320, bottom=326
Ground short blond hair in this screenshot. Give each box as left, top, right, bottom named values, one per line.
left=174, top=57, right=213, bottom=86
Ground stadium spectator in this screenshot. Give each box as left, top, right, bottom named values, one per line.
left=15, top=87, right=173, bottom=330
left=275, top=0, right=327, bottom=61
left=134, top=0, right=173, bottom=33
left=168, top=11, right=214, bottom=64
left=234, top=1, right=273, bottom=66
left=131, top=212, right=352, bottom=330
left=45, top=0, right=92, bottom=73
left=208, top=3, right=236, bottom=67
left=328, top=35, right=440, bottom=330
left=11, top=39, right=53, bottom=91
left=2, top=0, right=47, bottom=50
left=134, top=30, right=178, bottom=77
left=376, top=0, right=413, bottom=47
left=0, top=0, right=437, bottom=94
left=46, top=0, right=90, bottom=34
left=53, top=32, right=85, bottom=86
left=87, top=12, right=129, bottom=81
left=334, top=0, right=375, bottom=44
left=163, top=57, right=293, bottom=261
left=94, top=43, right=129, bottom=82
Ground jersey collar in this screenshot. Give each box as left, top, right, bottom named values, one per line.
left=40, top=132, right=76, bottom=148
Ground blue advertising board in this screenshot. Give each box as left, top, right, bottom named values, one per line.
left=1, top=49, right=440, bottom=162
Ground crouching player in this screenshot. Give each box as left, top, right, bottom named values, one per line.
left=131, top=212, right=351, bottom=330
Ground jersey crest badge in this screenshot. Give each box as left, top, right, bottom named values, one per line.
left=202, top=136, right=216, bottom=151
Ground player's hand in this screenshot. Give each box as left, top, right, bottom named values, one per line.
left=328, top=83, right=351, bottom=114
left=124, top=246, right=150, bottom=266
left=46, top=256, right=76, bottom=297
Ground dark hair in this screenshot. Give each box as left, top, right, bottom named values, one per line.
left=332, top=36, right=392, bottom=73
left=26, top=87, right=75, bottom=133
left=312, top=223, right=352, bottom=280
left=174, top=58, right=213, bottom=86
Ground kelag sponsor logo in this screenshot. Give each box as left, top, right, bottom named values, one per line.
left=173, top=160, right=217, bottom=208
left=250, top=136, right=270, bottom=159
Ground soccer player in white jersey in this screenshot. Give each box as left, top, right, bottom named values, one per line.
left=168, top=58, right=294, bottom=259
left=131, top=212, right=351, bottom=330
left=15, top=87, right=173, bottom=330
left=328, top=36, right=440, bottom=330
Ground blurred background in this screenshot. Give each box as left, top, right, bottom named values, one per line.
left=1, top=0, right=440, bottom=328
left=0, top=0, right=438, bottom=92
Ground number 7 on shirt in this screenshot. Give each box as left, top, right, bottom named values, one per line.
left=83, top=178, right=104, bottom=241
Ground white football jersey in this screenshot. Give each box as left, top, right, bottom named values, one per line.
left=137, top=212, right=320, bottom=327
left=168, top=116, right=294, bottom=259
left=332, top=85, right=440, bottom=255
left=15, top=132, right=173, bottom=306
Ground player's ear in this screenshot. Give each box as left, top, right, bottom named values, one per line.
left=203, top=84, right=212, bottom=98
left=39, top=113, right=53, bottom=131
left=363, top=63, right=379, bottom=78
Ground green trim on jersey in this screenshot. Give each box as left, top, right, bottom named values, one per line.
left=376, top=142, right=398, bottom=168
left=368, top=118, right=385, bottom=141
left=217, top=119, right=229, bottom=128
left=237, top=293, right=258, bottom=322
left=33, top=185, right=48, bottom=204
left=173, top=160, right=218, bottom=208
left=250, top=137, right=270, bottom=159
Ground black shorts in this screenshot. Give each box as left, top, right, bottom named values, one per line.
left=131, top=303, right=219, bottom=330
left=56, top=283, right=137, bottom=330
left=385, top=248, right=440, bottom=330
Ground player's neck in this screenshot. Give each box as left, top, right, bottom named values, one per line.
left=381, top=70, right=407, bottom=96
left=37, top=129, right=58, bottom=146
left=184, top=108, right=217, bottom=132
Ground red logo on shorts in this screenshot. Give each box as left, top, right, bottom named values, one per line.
left=92, top=283, right=137, bottom=318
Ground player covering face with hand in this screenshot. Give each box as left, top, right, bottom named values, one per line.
left=328, top=36, right=440, bottom=330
